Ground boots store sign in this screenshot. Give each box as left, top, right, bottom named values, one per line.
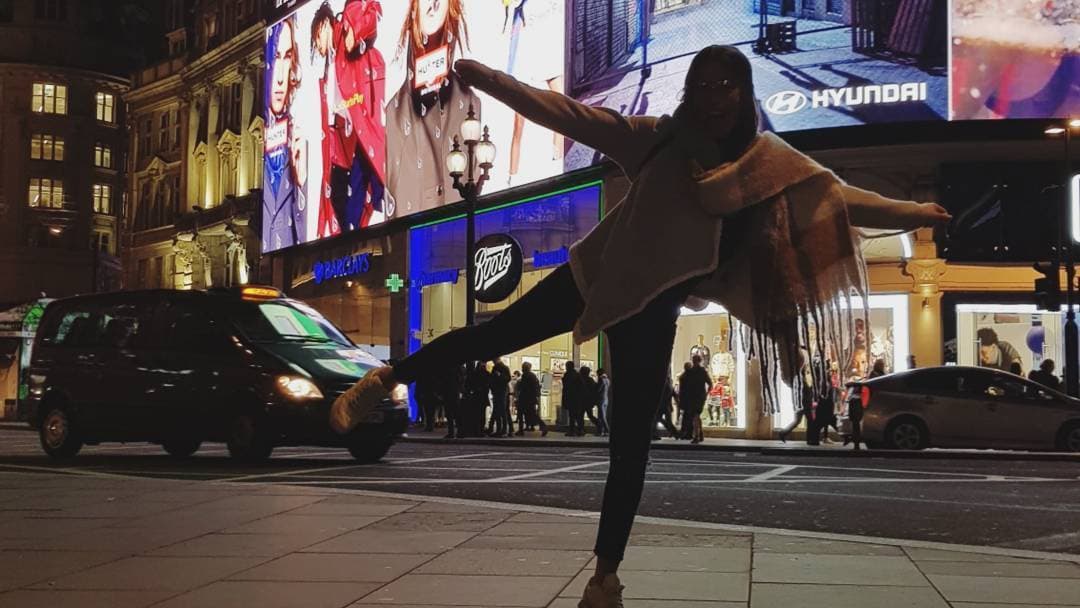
left=474, top=234, right=522, bottom=303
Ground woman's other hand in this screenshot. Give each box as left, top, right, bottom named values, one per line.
left=454, top=59, right=494, bottom=89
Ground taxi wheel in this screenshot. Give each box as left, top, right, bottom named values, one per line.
left=226, top=413, right=274, bottom=462
left=348, top=436, right=392, bottom=463
left=40, top=407, right=83, bottom=459
left=162, top=439, right=202, bottom=458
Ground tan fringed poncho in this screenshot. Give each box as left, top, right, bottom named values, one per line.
left=479, top=70, right=878, bottom=410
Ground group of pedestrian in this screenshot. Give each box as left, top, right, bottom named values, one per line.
left=414, top=357, right=548, bottom=438
left=561, top=362, right=610, bottom=437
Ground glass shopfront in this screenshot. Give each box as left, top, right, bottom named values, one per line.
left=672, top=303, right=747, bottom=429
left=774, top=294, right=910, bottom=429
left=955, top=304, right=1065, bottom=377
left=407, top=182, right=603, bottom=421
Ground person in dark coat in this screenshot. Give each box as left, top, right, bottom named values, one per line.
left=462, top=361, right=490, bottom=438
left=562, top=361, right=585, bottom=436
left=1029, top=359, right=1062, bottom=391
left=515, top=361, right=548, bottom=436
left=436, top=364, right=465, bottom=439
left=679, top=355, right=712, bottom=444
left=489, top=357, right=513, bottom=437
left=654, top=373, right=680, bottom=440
left=868, top=358, right=887, bottom=379
left=676, top=361, right=692, bottom=439
left=580, top=366, right=603, bottom=436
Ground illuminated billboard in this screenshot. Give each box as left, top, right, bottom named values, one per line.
left=264, top=0, right=1080, bottom=253
left=262, top=0, right=564, bottom=253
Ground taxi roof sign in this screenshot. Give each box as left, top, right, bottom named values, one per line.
left=240, top=286, right=282, bottom=300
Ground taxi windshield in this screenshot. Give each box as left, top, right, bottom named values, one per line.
left=231, top=300, right=352, bottom=347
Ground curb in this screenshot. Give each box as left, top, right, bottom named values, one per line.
left=399, top=435, right=1080, bottom=462
left=0, top=422, right=31, bottom=432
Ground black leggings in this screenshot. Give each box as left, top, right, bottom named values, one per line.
left=392, top=264, right=696, bottom=562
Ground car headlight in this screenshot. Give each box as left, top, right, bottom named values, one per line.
left=275, top=375, right=324, bottom=401
left=390, top=383, right=409, bottom=405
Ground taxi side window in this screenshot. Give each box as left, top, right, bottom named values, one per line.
left=906, top=370, right=959, bottom=395
left=159, top=303, right=230, bottom=352
left=100, top=303, right=153, bottom=350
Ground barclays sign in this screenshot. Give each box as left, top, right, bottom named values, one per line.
left=313, top=252, right=372, bottom=285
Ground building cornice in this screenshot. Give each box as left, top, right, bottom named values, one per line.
left=0, top=62, right=130, bottom=89
left=181, top=22, right=265, bottom=84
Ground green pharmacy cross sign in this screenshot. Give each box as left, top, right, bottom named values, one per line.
left=385, top=274, right=405, bottom=293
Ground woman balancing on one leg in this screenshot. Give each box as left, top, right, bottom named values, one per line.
left=330, top=45, right=951, bottom=607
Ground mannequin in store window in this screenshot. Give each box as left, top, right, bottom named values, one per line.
left=690, top=334, right=711, bottom=365
left=331, top=45, right=950, bottom=606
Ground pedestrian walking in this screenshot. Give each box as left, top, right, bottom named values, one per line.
left=331, top=45, right=949, bottom=606
left=679, top=355, right=712, bottom=444
left=489, top=357, right=513, bottom=436
left=580, top=366, right=605, bottom=436
left=655, top=373, right=680, bottom=439
left=510, top=370, right=523, bottom=432
left=778, top=358, right=814, bottom=443
left=676, top=361, right=692, bottom=440
left=562, top=361, right=586, bottom=436
left=463, top=361, right=490, bottom=438
left=597, top=368, right=611, bottom=436
left=515, top=362, right=548, bottom=436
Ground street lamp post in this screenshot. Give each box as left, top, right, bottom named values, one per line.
left=446, top=105, right=496, bottom=327
left=1047, top=118, right=1080, bottom=396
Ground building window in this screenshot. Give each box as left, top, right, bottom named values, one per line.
left=28, top=178, right=64, bottom=209
left=30, top=134, right=64, bottom=161
left=142, top=117, right=153, bottom=157
left=96, top=92, right=116, bottom=123
left=221, top=82, right=242, bottom=132
left=92, top=230, right=112, bottom=254
left=0, top=0, right=14, bottom=22
left=136, top=258, right=148, bottom=289
left=32, top=83, right=67, bottom=114
left=159, top=112, right=170, bottom=149
left=172, top=109, right=181, bottom=149
left=92, top=184, right=112, bottom=214
left=34, top=0, right=66, bottom=21
left=94, top=143, right=113, bottom=168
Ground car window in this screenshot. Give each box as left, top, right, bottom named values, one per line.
left=985, top=377, right=1028, bottom=399
left=905, top=370, right=960, bottom=394
left=101, top=302, right=153, bottom=350
left=229, top=300, right=351, bottom=347
left=159, top=302, right=231, bottom=352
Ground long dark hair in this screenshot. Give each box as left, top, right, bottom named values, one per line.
left=310, top=1, right=335, bottom=62
left=678, top=45, right=759, bottom=158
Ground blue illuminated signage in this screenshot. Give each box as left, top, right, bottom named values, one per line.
left=412, top=269, right=460, bottom=288
left=533, top=246, right=569, bottom=269
left=313, top=252, right=371, bottom=285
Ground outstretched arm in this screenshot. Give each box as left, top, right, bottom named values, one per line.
left=455, top=59, right=657, bottom=173
left=842, top=184, right=951, bottom=231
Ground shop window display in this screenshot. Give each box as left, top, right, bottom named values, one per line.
left=956, top=305, right=1065, bottom=378
left=672, top=303, right=746, bottom=429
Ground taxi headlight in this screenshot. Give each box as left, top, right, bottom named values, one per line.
left=275, top=375, right=324, bottom=401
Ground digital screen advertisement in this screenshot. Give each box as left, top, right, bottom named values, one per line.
left=264, top=0, right=1079, bottom=253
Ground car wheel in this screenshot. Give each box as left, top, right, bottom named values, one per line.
left=162, top=439, right=202, bottom=458
left=226, top=413, right=274, bottom=462
left=39, top=407, right=83, bottom=459
left=884, top=418, right=929, bottom=450
left=1056, top=423, right=1080, bottom=452
left=348, top=436, right=392, bottom=463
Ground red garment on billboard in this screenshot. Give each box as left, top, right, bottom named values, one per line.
left=317, top=74, right=341, bottom=239
left=333, top=0, right=386, bottom=186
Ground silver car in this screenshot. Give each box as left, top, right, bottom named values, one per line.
left=842, top=366, right=1080, bottom=451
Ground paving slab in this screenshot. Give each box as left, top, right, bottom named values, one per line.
left=288, top=501, right=418, bottom=517
left=368, top=511, right=511, bottom=532
left=304, top=529, right=477, bottom=554
left=416, top=548, right=591, bottom=576
left=750, top=583, right=950, bottom=608
left=904, top=547, right=1047, bottom=563
left=485, top=522, right=597, bottom=537
left=364, top=574, right=568, bottom=606
left=917, top=560, right=1080, bottom=578
left=549, top=601, right=745, bottom=608
left=220, top=513, right=386, bottom=536
left=754, top=553, right=930, bottom=587
left=152, top=580, right=379, bottom=608
left=0, top=589, right=173, bottom=608
left=928, top=574, right=1080, bottom=605
left=753, top=533, right=905, bottom=556
left=562, top=570, right=749, bottom=602
left=629, top=533, right=752, bottom=548
left=230, top=553, right=435, bottom=583
left=609, top=546, right=751, bottom=572
left=460, top=533, right=598, bottom=552
left=148, top=532, right=323, bottom=557
left=33, top=556, right=264, bottom=591
left=404, top=501, right=506, bottom=514
left=0, top=549, right=128, bottom=587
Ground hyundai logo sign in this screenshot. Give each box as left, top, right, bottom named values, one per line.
left=764, top=90, right=808, bottom=115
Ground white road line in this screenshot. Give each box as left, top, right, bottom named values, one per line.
left=487, top=460, right=608, bottom=482
left=0, top=463, right=156, bottom=480
left=215, top=451, right=504, bottom=483
left=746, top=465, right=798, bottom=482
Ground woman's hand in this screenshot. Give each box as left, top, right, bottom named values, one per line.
left=454, top=59, right=494, bottom=89
left=902, top=202, right=951, bottom=231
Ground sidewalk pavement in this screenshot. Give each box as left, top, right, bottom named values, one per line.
left=1, top=471, right=1079, bottom=608
left=400, top=428, right=1080, bottom=462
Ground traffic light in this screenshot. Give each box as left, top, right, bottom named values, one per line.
left=1034, top=261, right=1061, bottom=311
